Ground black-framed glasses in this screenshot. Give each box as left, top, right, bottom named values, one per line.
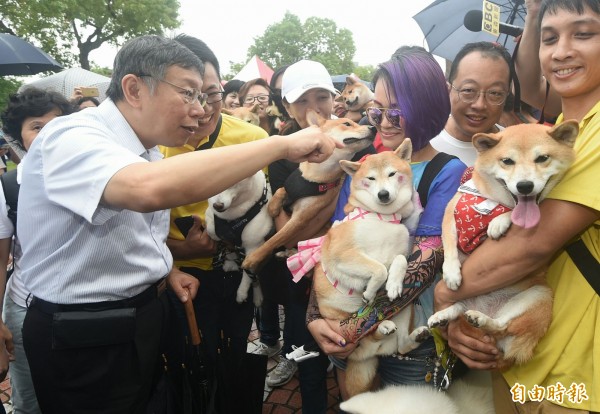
left=139, top=75, right=208, bottom=106
left=450, top=84, right=508, bottom=106
left=366, top=107, right=403, bottom=129
left=206, top=90, right=225, bottom=105
left=243, top=94, right=270, bottom=105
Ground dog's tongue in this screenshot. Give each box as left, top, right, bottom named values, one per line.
left=511, top=195, right=540, bottom=228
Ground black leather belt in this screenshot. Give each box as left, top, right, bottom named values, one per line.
left=29, top=278, right=167, bottom=314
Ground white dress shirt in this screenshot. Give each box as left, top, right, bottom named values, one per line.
left=18, top=99, right=172, bottom=304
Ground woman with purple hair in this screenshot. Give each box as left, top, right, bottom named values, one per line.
left=307, top=46, right=467, bottom=399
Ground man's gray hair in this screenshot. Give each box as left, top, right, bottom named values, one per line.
left=106, top=35, right=204, bottom=102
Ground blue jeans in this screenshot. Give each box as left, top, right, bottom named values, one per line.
left=330, top=337, right=437, bottom=387
left=3, top=295, right=41, bottom=414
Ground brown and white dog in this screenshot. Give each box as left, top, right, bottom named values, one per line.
left=313, top=139, right=429, bottom=397
left=241, top=110, right=376, bottom=273
left=221, top=103, right=260, bottom=126
left=428, top=121, right=579, bottom=369
left=339, top=74, right=375, bottom=113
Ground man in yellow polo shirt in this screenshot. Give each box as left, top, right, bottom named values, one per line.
left=436, top=1, right=600, bottom=412
left=160, top=35, right=268, bottom=379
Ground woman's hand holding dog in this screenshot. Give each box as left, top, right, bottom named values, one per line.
left=308, top=318, right=357, bottom=359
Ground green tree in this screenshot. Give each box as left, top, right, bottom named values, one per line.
left=0, top=0, right=181, bottom=70
left=352, top=65, right=377, bottom=83
left=0, top=78, right=23, bottom=113
left=245, top=11, right=356, bottom=76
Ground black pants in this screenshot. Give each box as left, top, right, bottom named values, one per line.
left=22, top=293, right=169, bottom=414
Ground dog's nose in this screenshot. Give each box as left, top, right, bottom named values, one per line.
left=378, top=190, right=390, bottom=202
left=516, top=181, right=534, bottom=195
left=213, top=202, right=226, bottom=212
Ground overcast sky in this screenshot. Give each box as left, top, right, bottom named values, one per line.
left=90, top=0, right=439, bottom=76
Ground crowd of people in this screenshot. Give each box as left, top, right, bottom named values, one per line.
left=0, top=0, right=597, bottom=413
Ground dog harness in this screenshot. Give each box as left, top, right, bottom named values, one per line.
left=281, top=168, right=341, bottom=215
left=454, top=179, right=512, bottom=254
left=213, top=185, right=269, bottom=247
left=287, top=207, right=404, bottom=295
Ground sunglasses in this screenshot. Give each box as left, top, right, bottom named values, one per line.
left=366, top=107, right=403, bottom=129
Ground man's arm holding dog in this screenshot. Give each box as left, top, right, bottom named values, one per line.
left=439, top=199, right=600, bottom=369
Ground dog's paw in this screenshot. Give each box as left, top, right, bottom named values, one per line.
left=362, top=291, right=376, bottom=304
left=377, top=320, right=398, bottom=336
left=236, top=287, right=249, bottom=304
left=427, top=312, right=449, bottom=328
left=275, top=248, right=298, bottom=260
left=488, top=214, right=512, bottom=240
left=442, top=261, right=463, bottom=291
left=241, top=253, right=260, bottom=273
left=223, top=260, right=239, bottom=272
left=413, top=326, right=431, bottom=343
left=385, top=279, right=403, bottom=301
left=465, top=310, right=488, bottom=328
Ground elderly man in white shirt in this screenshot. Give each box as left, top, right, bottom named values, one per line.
left=18, top=35, right=338, bottom=414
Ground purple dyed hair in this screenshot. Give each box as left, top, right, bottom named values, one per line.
left=373, top=46, right=450, bottom=152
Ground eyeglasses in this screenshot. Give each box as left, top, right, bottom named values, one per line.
left=243, top=94, right=270, bottom=105
left=450, top=85, right=508, bottom=106
left=139, top=75, right=208, bottom=106
left=366, top=107, right=403, bottom=129
left=206, top=91, right=225, bottom=105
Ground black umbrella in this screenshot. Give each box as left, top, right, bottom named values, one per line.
left=413, top=0, right=526, bottom=62
left=183, top=294, right=213, bottom=414
left=0, top=33, right=63, bottom=76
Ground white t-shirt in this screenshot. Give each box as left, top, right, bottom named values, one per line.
left=430, top=125, right=504, bottom=167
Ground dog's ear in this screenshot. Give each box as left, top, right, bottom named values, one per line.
left=250, top=103, right=261, bottom=114
left=306, top=110, right=324, bottom=127
left=393, top=138, right=413, bottom=161
left=549, top=119, right=579, bottom=148
left=340, top=160, right=361, bottom=177
left=472, top=133, right=500, bottom=153
left=346, top=75, right=357, bottom=86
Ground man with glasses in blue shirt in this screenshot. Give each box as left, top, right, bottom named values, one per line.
left=430, top=42, right=513, bottom=166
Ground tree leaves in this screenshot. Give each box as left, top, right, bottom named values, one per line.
left=246, top=12, right=356, bottom=75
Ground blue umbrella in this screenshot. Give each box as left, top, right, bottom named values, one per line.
left=0, top=33, right=63, bottom=76
left=413, top=0, right=526, bottom=62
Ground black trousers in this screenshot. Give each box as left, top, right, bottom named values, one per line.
left=22, top=292, right=169, bottom=414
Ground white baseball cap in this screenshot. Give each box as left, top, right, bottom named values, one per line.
left=282, top=60, right=336, bottom=103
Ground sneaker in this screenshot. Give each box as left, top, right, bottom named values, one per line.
left=251, top=340, right=282, bottom=358
left=266, top=357, right=298, bottom=387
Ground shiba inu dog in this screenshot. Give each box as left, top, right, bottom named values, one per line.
left=205, top=170, right=273, bottom=307
left=313, top=139, right=429, bottom=397
left=339, top=75, right=375, bottom=113
left=428, top=121, right=579, bottom=369
left=241, top=111, right=376, bottom=273
left=339, top=369, right=495, bottom=414
left=221, top=103, right=260, bottom=126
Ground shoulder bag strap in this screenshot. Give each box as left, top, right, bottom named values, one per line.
left=417, top=152, right=457, bottom=208
left=565, top=238, right=600, bottom=296
left=195, top=114, right=223, bottom=151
